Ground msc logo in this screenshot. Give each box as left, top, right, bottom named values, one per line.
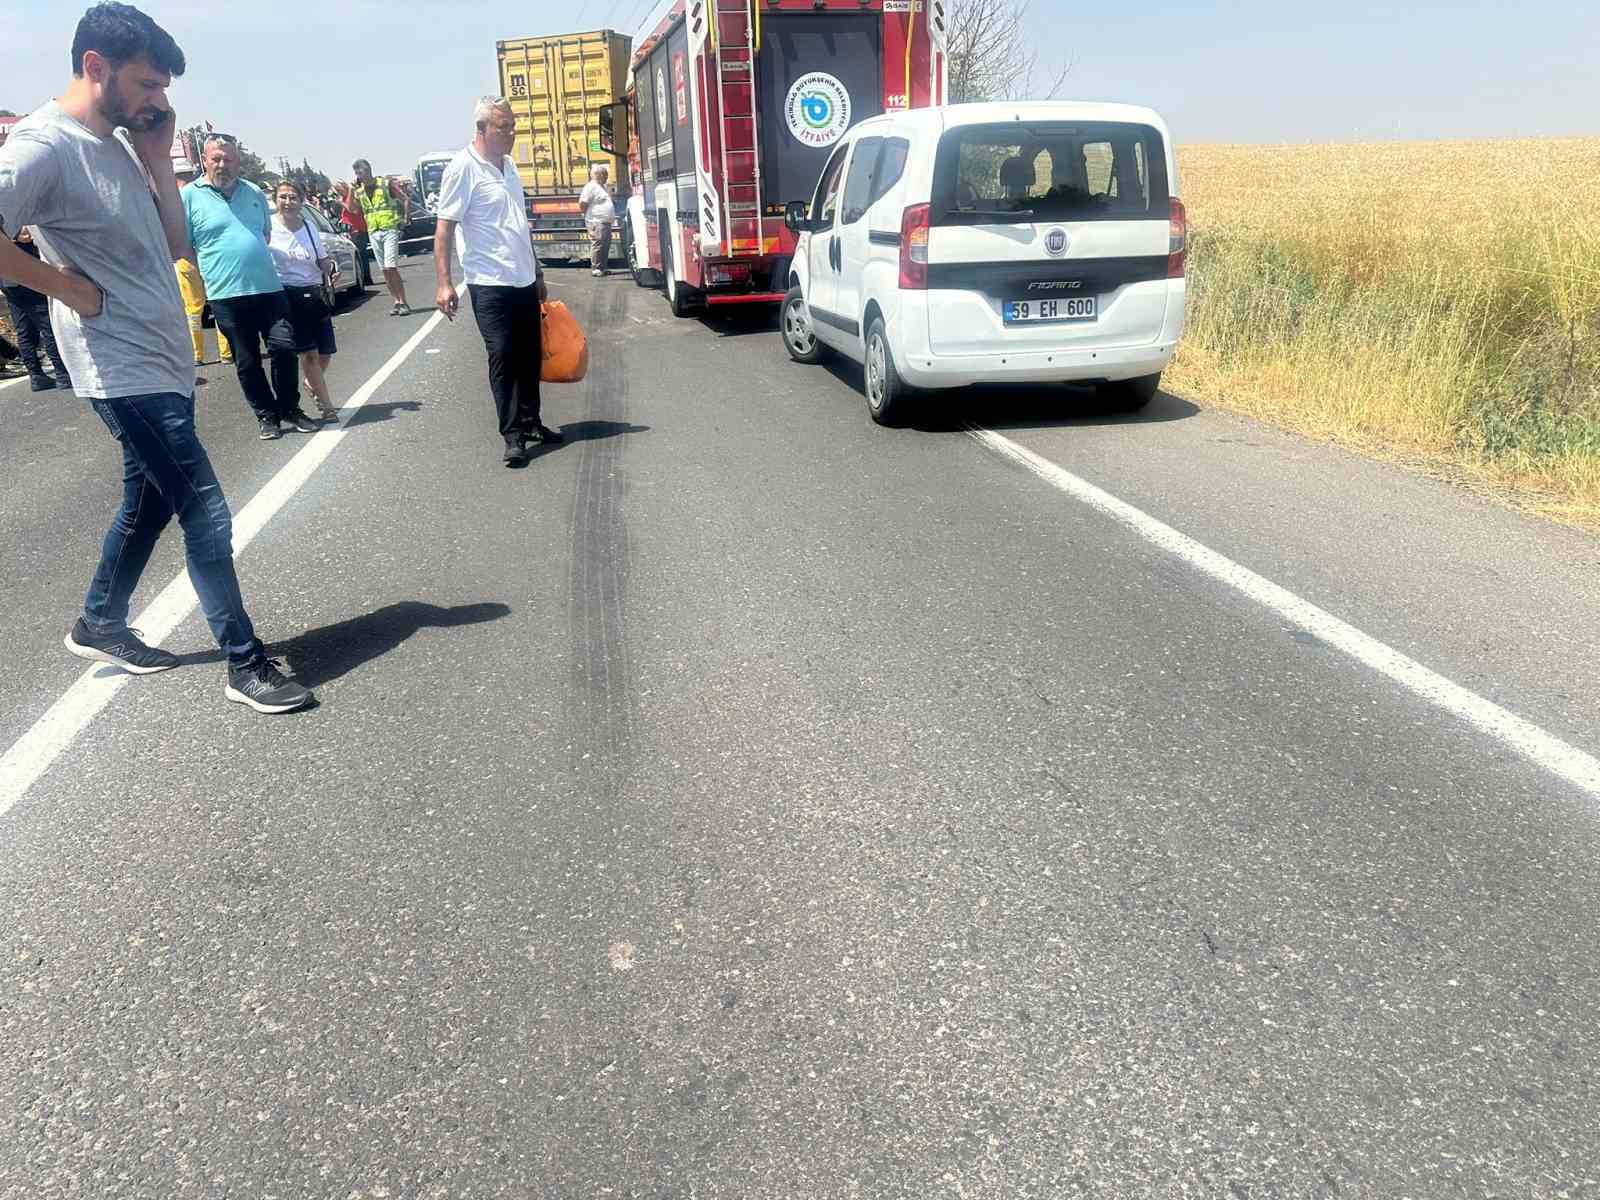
left=1043, top=228, right=1069, bottom=257
left=784, top=72, right=851, bottom=148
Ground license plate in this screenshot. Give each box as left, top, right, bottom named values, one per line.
left=1003, top=296, right=1096, bottom=324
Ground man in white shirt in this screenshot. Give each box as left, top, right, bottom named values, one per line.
left=578, top=163, right=615, bottom=278
left=433, top=96, right=559, bottom=467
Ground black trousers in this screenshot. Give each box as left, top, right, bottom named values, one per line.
left=210, top=290, right=299, bottom=422
left=2, top=282, right=70, bottom=383
left=469, top=282, right=543, bottom=439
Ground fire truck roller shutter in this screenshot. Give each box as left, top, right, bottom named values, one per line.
left=667, top=22, right=695, bottom=222
left=756, top=12, right=884, bottom=219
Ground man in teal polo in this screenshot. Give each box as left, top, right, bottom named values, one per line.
left=182, top=134, right=313, bottom=439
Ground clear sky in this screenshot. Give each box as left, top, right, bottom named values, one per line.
left=3, top=0, right=1597, bottom=180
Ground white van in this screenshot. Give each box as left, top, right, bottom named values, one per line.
left=781, top=101, right=1186, bottom=424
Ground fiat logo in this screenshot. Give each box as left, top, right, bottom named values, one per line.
left=1044, top=228, right=1069, bottom=257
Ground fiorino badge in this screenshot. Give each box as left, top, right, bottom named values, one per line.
left=785, top=72, right=851, bottom=147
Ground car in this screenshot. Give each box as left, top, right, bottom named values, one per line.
left=780, top=101, right=1186, bottom=425
left=299, top=203, right=369, bottom=298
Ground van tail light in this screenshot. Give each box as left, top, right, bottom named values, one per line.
left=899, top=203, right=930, bottom=290
left=1167, top=197, right=1187, bottom=279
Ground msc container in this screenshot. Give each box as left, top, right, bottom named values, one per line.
left=497, top=29, right=633, bottom=197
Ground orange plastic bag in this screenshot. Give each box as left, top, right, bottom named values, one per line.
left=540, top=301, right=589, bottom=383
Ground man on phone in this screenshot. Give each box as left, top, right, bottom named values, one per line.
left=0, top=2, right=313, bottom=714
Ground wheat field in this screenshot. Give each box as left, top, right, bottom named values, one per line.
left=1167, top=137, right=1600, bottom=528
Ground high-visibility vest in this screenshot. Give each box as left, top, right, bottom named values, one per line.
left=357, top=181, right=404, bottom=232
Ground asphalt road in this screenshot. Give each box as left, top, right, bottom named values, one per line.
left=2, top=260, right=1598, bottom=1198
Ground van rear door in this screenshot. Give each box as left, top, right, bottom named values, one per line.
left=924, top=121, right=1172, bottom=356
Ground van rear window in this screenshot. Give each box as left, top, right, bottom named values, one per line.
left=932, top=121, right=1169, bottom=225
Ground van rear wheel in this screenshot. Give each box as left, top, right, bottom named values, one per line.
left=1101, top=372, right=1161, bottom=413
left=864, top=317, right=908, bottom=426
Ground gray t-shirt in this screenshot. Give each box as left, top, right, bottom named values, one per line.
left=0, top=101, right=193, bottom=400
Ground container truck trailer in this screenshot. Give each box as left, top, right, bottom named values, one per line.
left=497, top=29, right=632, bottom=264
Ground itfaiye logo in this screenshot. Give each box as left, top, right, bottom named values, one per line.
left=784, top=72, right=851, bottom=148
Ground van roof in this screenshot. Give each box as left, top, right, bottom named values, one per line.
left=859, top=100, right=1171, bottom=139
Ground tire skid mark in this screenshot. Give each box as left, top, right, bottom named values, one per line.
left=568, top=282, right=636, bottom=791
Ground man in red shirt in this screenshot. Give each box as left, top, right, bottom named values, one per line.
left=335, top=180, right=369, bottom=282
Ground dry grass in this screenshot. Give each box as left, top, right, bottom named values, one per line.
left=1167, top=137, right=1600, bottom=529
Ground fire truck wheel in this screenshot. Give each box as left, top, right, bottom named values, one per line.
left=864, top=316, right=909, bottom=427
left=665, top=253, right=696, bottom=318
left=782, top=287, right=824, bottom=364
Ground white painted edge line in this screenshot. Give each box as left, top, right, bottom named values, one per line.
left=0, top=286, right=465, bottom=822
left=967, top=424, right=1600, bottom=802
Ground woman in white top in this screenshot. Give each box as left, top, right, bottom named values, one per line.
left=269, top=180, right=340, bottom=422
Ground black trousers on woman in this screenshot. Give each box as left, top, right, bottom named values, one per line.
left=468, top=282, right=543, bottom=440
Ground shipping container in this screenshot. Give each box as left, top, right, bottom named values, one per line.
left=498, top=29, right=632, bottom=192
left=497, top=29, right=632, bottom=262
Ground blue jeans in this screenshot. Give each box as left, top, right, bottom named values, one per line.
left=85, top=392, right=262, bottom=665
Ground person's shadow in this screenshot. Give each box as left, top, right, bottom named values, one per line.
left=344, top=400, right=423, bottom=428
left=521, top=418, right=650, bottom=464
left=274, top=600, right=511, bottom=687
left=168, top=600, right=510, bottom=688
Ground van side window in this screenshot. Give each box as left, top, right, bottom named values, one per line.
left=811, top=143, right=850, bottom=225
left=868, top=138, right=910, bottom=209
left=839, top=136, right=883, bottom=225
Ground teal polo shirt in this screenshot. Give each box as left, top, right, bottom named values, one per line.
left=181, top=177, right=282, bottom=301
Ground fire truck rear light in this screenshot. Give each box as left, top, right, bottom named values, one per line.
left=708, top=263, right=751, bottom=285
left=899, top=203, right=930, bottom=289
left=1168, top=197, right=1187, bottom=279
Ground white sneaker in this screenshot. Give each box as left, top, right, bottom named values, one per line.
left=591, top=269, right=603, bottom=277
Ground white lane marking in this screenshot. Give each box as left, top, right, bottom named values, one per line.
left=968, top=425, right=1600, bottom=802
left=0, top=286, right=466, bottom=822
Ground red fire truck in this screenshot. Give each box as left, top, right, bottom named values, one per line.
left=599, top=0, right=947, bottom=316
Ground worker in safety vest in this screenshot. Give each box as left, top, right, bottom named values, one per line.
left=349, top=158, right=411, bottom=315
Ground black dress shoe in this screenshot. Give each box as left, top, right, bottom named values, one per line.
left=503, top=436, right=529, bottom=466
left=528, top=423, right=564, bottom=444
